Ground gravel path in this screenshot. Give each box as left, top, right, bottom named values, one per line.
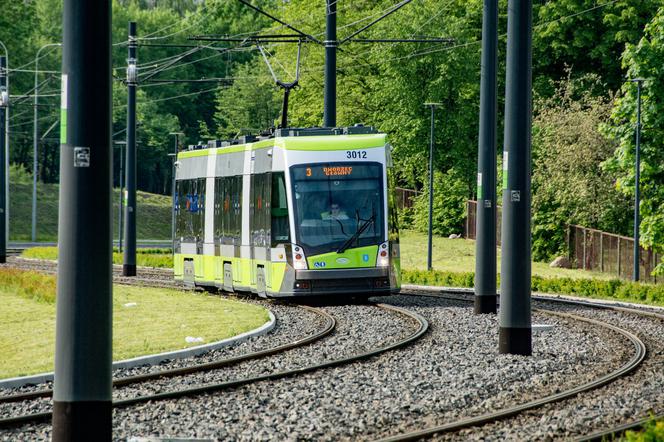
left=0, top=293, right=638, bottom=441
left=440, top=298, right=664, bottom=441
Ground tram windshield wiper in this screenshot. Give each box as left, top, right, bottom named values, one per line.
left=337, top=213, right=375, bottom=254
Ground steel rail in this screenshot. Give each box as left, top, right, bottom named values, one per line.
left=0, top=303, right=428, bottom=429
left=575, top=412, right=664, bottom=441
left=375, top=292, right=650, bottom=441
left=0, top=305, right=335, bottom=405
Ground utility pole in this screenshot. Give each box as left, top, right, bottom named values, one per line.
left=33, top=43, right=61, bottom=243
left=424, top=102, right=441, bottom=271
left=499, top=0, right=533, bottom=356
left=123, top=21, right=137, bottom=276
left=0, top=56, right=7, bottom=263
left=630, top=78, right=644, bottom=282
left=169, top=132, right=183, bottom=249
left=53, top=0, right=113, bottom=438
left=474, top=0, right=498, bottom=314
left=324, top=0, right=337, bottom=127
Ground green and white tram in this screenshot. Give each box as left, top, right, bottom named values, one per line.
left=173, top=125, right=401, bottom=298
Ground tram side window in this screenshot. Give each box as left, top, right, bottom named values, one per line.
left=250, top=173, right=270, bottom=248
left=271, top=172, right=289, bottom=246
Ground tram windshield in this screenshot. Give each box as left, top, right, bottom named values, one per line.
left=290, top=162, right=384, bottom=255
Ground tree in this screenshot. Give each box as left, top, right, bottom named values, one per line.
left=603, top=6, right=664, bottom=273
left=531, top=74, right=631, bottom=261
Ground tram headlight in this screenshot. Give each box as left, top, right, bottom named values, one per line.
left=292, top=244, right=308, bottom=270
left=376, top=242, right=390, bottom=267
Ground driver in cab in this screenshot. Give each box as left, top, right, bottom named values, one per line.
left=321, top=202, right=349, bottom=220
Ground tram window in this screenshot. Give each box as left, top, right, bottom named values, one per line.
left=271, top=172, right=289, bottom=245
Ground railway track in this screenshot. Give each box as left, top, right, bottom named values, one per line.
left=375, top=290, right=661, bottom=441
left=2, top=260, right=660, bottom=439
left=0, top=303, right=428, bottom=433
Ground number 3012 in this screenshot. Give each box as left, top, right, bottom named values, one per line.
left=346, top=150, right=367, bottom=159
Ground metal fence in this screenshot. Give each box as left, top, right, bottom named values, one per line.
left=394, top=187, right=419, bottom=211
left=568, top=225, right=661, bottom=283
left=465, top=200, right=502, bottom=245
left=465, top=201, right=661, bottom=282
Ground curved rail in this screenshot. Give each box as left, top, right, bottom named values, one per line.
left=376, top=292, right=649, bottom=441
left=0, top=303, right=428, bottom=429
left=0, top=305, right=335, bottom=404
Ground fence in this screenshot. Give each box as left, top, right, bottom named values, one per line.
left=568, top=225, right=660, bottom=283
left=465, top=200, right=502, bottom=245
left=394, top=187, right=420, bottom=211
left=465, top=201, right=661, bottom=282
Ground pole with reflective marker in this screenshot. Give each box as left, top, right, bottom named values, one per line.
left=0, top=56, right=7, bottom=264
left=123, top=21, right=137, bottom=276
left=474, top=0, right=498, bottom=314
left=499, top=0, right=532, bottom=355
left=53, top=0, right=113, bottom=439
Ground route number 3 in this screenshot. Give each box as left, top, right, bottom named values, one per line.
left=346, top=150, right=367, bottom=159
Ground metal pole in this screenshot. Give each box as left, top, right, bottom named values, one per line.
left=474, top=0, right=498, bottom=314
left=499, top=0, right=533, bottom=356
left=0, top=56, right=7, bottom=263
left=323, top=0, right=337, bottom=127
left=53, top=0, right=112, bottom=438
left=424, top=103, right=441, bottom=271
left=123, top=21, right=137, bottom=276
left=0, top=41, right=9, bottom=246
left=631, top=78, right=643, bottom=282
left=32, top=43, right=61, bottom=243
left=115, top=141, right=125, bottom=252
left=169, top=132, right=182, bottom=249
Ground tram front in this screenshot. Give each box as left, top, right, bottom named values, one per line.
left=282, top=160, right=400, bottom=297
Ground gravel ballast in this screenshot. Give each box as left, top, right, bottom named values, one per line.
left=2, top=292, right=652, bottom=441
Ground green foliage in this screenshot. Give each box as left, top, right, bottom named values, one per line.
left=533, top=0, right=658, bottom=94
left=411, top=169, right=467, bottom=236
left=624, top=417, right=664, bottom=442
left=531, top=74, right=631, bottom=261
left=0, top=268, right=57, bottom=304
left=402, top=269, right=664, bottom=306
left=603, top=8, right=664, bottom=259
left=23, top=247, right=173, bottom=268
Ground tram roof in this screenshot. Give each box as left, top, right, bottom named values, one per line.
left=178, top=127, right=387, bottom=159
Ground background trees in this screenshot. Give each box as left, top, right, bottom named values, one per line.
left=0, top=0, right=661, bottom=263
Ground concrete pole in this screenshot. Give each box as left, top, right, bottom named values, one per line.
left=52, top=0, right=113, bottom=438
left=0, top=41, right=9, bottom=246
left=424, top=103, right=441, bottom=271
left=499, top=0, right=533, bottom=356
left=123, top=21, right=137, bottom=276
left=474, top=0, right=498, bottom=314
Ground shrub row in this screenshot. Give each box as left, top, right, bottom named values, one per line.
left=401, top=269, right=664, bottom=306
left=23, top=247, right=173, bottom=268
left=0, top=268, right=56, bottom=304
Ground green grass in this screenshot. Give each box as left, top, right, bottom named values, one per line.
left=0, top=268, right=269, bottom=379
left=9, top=165, right=171, bottom=241
left=623, top=417, right=664, bottom=441
left=22, top=247, right=173, bottom=268
left=400, top=230, right=612, bottom=280
left=400, top=230, right=664, bottom=307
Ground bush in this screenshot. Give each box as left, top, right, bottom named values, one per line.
left=402, top=269, right=664, bottom=306
left=624, top=417, right=664, bottom=442
left=411, top=169, right=467, bottom=237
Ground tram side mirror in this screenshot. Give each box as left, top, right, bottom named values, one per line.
left=385, top=143, right=394, bottom=167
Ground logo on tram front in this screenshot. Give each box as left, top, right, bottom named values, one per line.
left=313, top=261, right=327, bottom=268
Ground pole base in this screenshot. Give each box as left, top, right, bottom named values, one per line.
left=0, top=255, right=5, bottom=264
left=474, top=294, right=497, bottom=314
left=122, top=264, right=136, bottom=277
left=498, top=326, right=532, bottom=356
left=52, top=400, right=112, bottom=441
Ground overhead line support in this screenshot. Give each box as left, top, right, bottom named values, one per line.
left=123, top=21, right=137, bottom=277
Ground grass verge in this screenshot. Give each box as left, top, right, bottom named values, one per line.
left=624, top=417, right=664, bottom=441
left=0, top=268, right=269, bottom=379
left=22, top=247, right=173, bottom=268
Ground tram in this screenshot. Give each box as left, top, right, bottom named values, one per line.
left=173, top=125, right=401, bottom=298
